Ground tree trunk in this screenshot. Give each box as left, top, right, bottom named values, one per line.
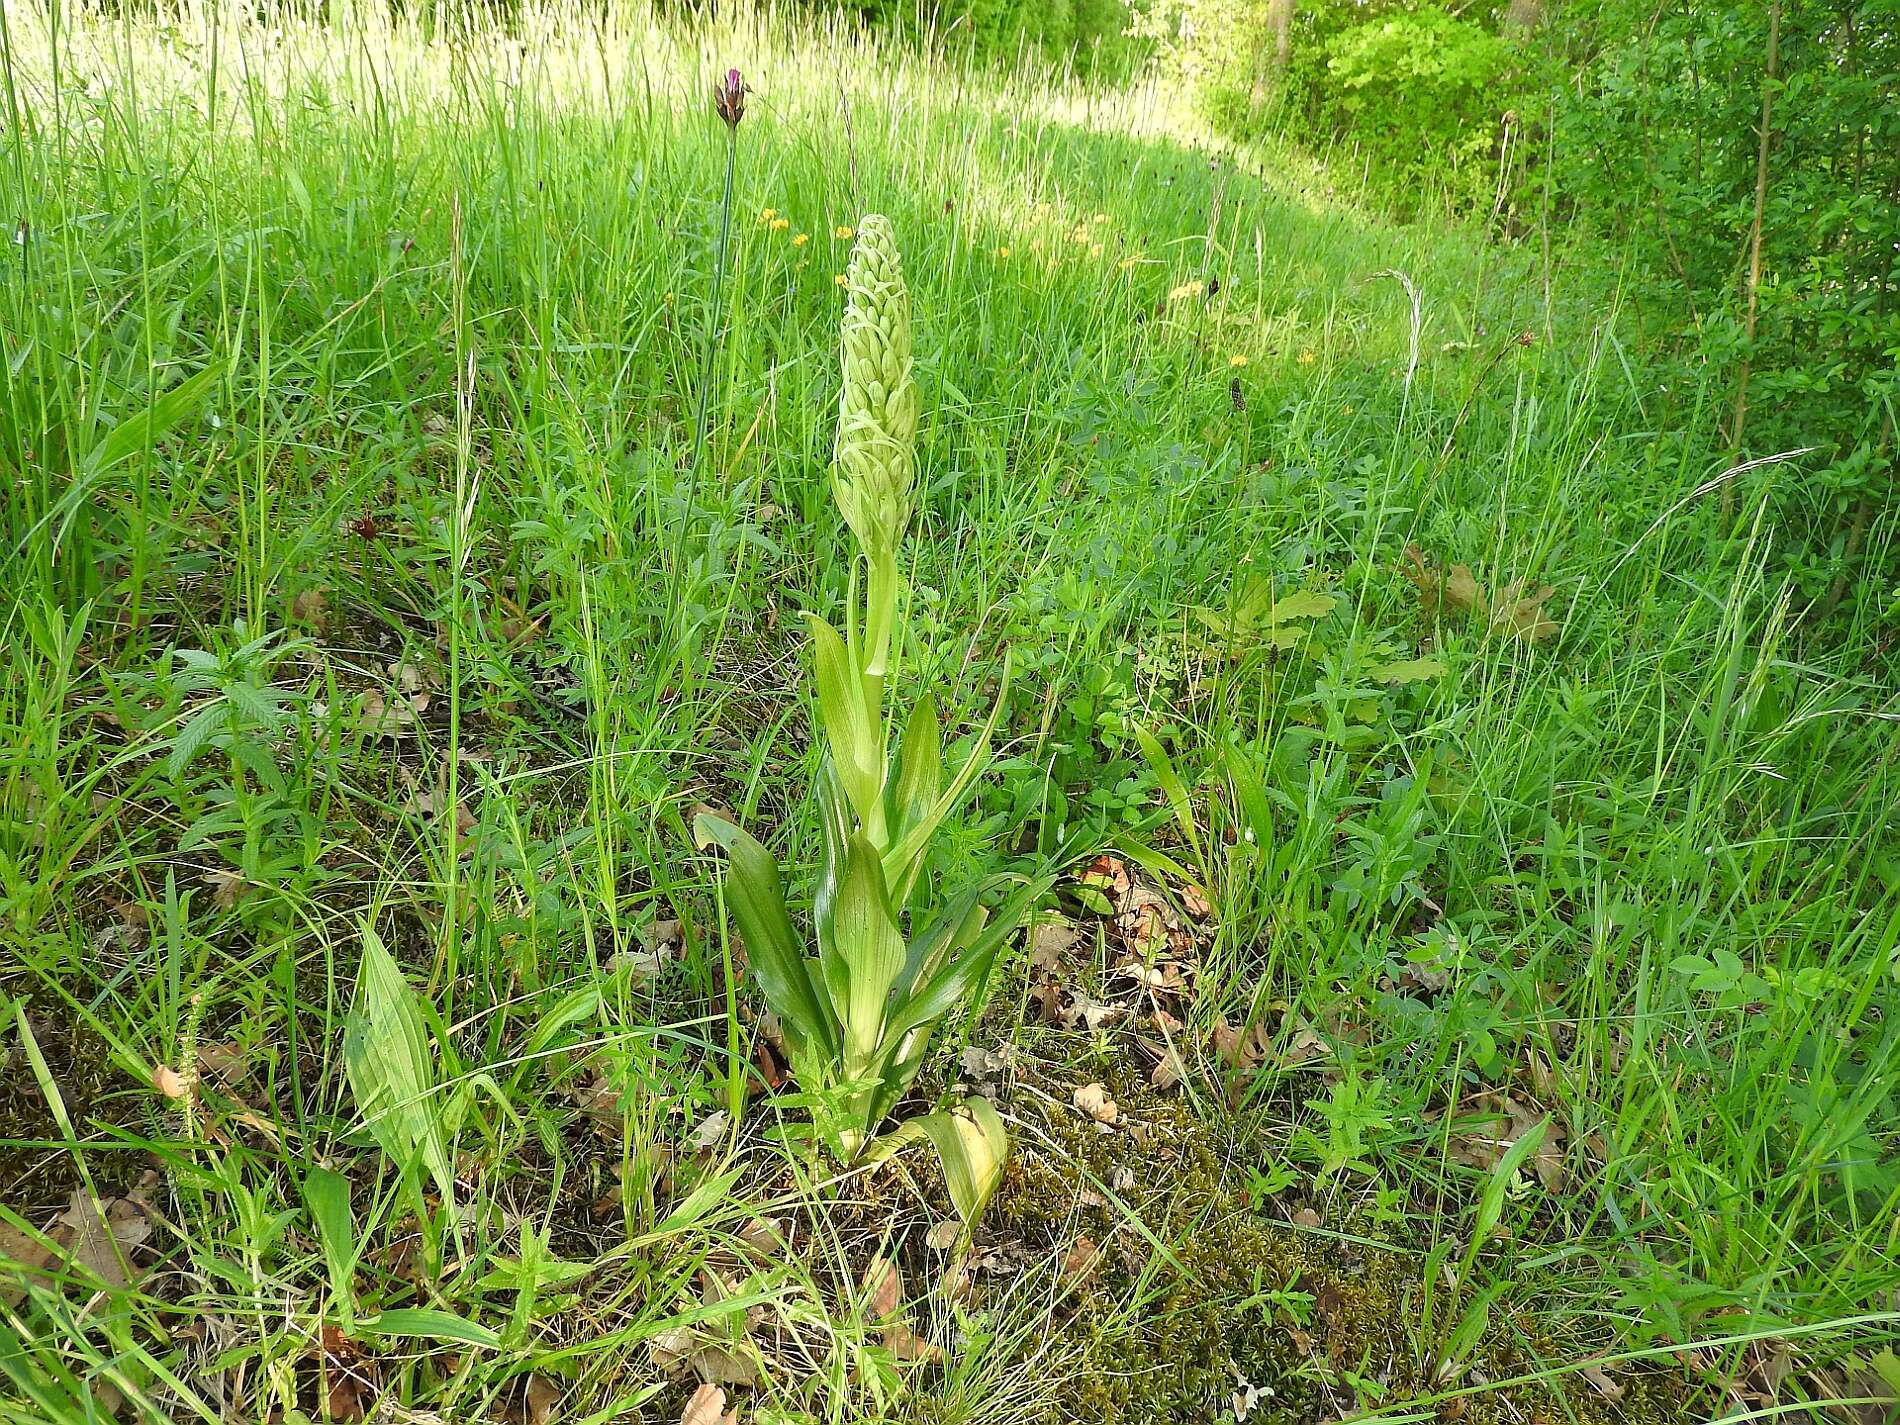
left=1724, top=0, right=1783, bottom=522
left=1503, top=0, right=1543, bottom=37
left=1268, top=0, right=1294, bottom=73
left=1249, top=0, right=1296, bottom=120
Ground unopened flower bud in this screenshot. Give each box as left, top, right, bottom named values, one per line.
left=714, top=68, right=745, bottom=128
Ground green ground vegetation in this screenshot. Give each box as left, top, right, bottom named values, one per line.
left=0, top=2, right=1896, bottom=1423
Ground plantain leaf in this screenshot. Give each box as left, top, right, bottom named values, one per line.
left=357, top=1309, right=501, bottom=1349
left=302, top=1166, right=358, bottom=1331
left=1473, top=1116, right=1547, bottom=1248
left=1134, top=724, right=1205, bottom=872
left=83, top=363, right=222, bottom=477
left=695, top=813, right=836, bottom=1061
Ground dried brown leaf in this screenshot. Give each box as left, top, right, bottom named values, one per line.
left=1061, top=1235, right=1103, bottom=1284
left=58, top=1190, right=151, bottom=1291
left=882, top=1322, right=941, bottom=1362
left=0, top=1221, right=61, bottom=1307
left=1072, top=1082, right=1118, bottom=1125
left=1028, top=918, right=1079, bottom=972
left=678, top=1383, right=736, bottom=1425
left=152, top=1064, right=189, bottom=1099
left=862, top=1255, right=902, bottom=1321
left=291, top=588, right=329, bottom=627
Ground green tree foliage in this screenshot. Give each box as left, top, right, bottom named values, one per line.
left=1154, top=0, right=1897, bottom=617
left=1552, top=0, right=1900, bottom=612
left=1143, top=1, right=1529, bottom=212
left=843, top=0, right=1145, bottom=75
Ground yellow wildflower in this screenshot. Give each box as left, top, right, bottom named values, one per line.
left=1298, top=349, right=1316, bottom=365
left=793, top=232, right=810, bottom=246
left=760, top=207, right=778, bottom=222
left=770, top=217, right=790, bottom=231
left=997, top=245, right=1010, bottom=258
left=1089, top=243, right=1103, bottom=258
left=1229, top=354, right=1249, bottom=367
left=834, top=225, right=855, bottom=239
left=1168, top=280, right=1205, bottom=302
left=834, top=273, right=848, bottom=286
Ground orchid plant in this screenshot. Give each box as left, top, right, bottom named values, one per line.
left=698, top=215, right=1041, bottom=1226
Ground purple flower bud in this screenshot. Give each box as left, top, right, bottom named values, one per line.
left=714, top=68, right=745, bottom=128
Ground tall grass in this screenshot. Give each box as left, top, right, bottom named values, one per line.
left=0, top=1, right=1894, bottom=1420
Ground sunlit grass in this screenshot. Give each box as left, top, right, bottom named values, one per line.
left=0, top=1, right=1895, bottom=1422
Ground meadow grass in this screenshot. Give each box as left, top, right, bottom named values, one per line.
left=1, top=2, right=1896, bottom=1421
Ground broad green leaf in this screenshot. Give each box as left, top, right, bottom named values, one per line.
left=656, top=1167, right=744, bottom=1236
left=880, top=1099, right=1009, bottom=1226
left=1222, top=739, right=1275, bottom=854
left=824, top=832, right=907, bottom=1066
left=1370, top=655, right=1448, bottom=684
left=695, top=813, right=835, bottom=1060
left=302, top=1167, right=358, bottom=1330
left=807, top=615, right=884, bottom=837
left=344, top=926, right=457, bottom=1217
left=518, top=986, right=602, bottom=1061
left=357, top=1309, right=501, bottom=1349
left=888, top=695, right=942, bottom=853
left=1268, top=591, right=1337, bottom=623
left=1473, top=1117, right=1547, bottom=1248
left=880, top=872, right=1049, bottom=1048
left=881, top=652, right=1012, bottom=900
left=812, top=763, right=853, bottom=954
left=894, top=886, right=988, bottom=1003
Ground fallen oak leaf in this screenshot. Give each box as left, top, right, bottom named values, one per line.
left=1491, top=579, right=1560, bottom=644
left=1211, top=1017, right=1269, bottom=1073
left=1072, top=1082, right=1119, bottom=1126
left=1580, top=1363, right=1624, bottom=1404
left=862, top=1255, right=902, bottom=1321
left=882, top=1322, right=941, bottom=1362
left=152, top=1064, right=190, bottom=1099
left=58, top=1189, right=152, bottom=1291
left=1027, top=917, right=1079, bottom=972
left=525, top=1373, right=561, bottom=1425
left=678, top=1383, right=737, bottom=1425
left=1061, top=1235, right=1103, bottom=1285
left=0, top=1220, right=62, bottom=1307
